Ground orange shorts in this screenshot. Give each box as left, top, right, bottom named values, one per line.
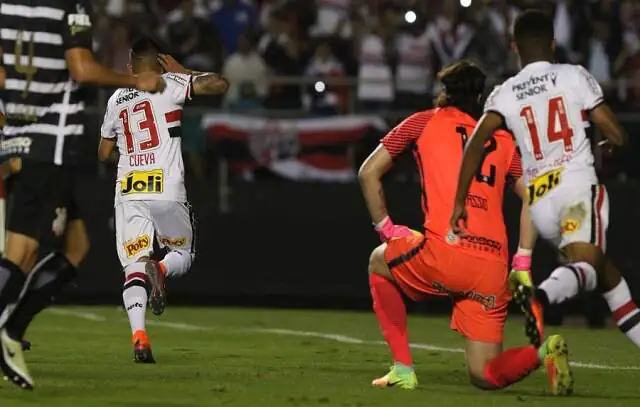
left=384, top=234, right=510, bottom=343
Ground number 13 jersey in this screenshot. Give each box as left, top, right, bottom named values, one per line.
left=484, top=62, right=602, bottom=191
left=101, top=72, right=192, bottom=204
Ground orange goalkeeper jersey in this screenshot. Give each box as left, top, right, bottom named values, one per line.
left=381, top=107, right=523, bottom=263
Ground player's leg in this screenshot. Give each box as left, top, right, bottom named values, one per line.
left=521, top=185, right=640, bottom=347
left=116, top=201, right=156, bottom=363
left=464, top=333, right=573, bottom=395
left=0, top=160, right=71, bottom=389
left=453, top=257, right=573, bottom=396
left=148, top=201, right=196, bottom=316
left=4, top=200, right=88, bottom=349
left=152, top=201, right=196, bottom=279
left=368, top=233, right=437, bottom=390
left=62, top=198, right=90, bottom=268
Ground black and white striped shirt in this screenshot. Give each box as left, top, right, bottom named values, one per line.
left=0, top=0, right=93, bottom=165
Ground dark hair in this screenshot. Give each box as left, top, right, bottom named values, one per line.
left=513, top=10, right=554, bottom=51
left=130, top=35, right=162, bottom=58
left=434, top=60, right=486, bottom=119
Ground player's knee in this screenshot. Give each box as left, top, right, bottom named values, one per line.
left=562, top=242, right=604, bottom=269
left=368, top=245, right=386, bottom=275
left=64, top=236, right=90, bottom=269
left=4, top=232, right=40, bottom=273
left=161, top=249, right=193, bottom=277
left=468, top=373, right=498, bottom=391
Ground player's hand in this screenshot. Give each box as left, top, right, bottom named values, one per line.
left=158, top=54, right=190, bottom=75
left=449, top=201, right=468, bottom=236
left=135, top=72, right=166, bottom=93
left=509, top=253, right=533, bottom=292
left=375, top=216, right=414, bottom=242
left=8, top=157, right=21, bottom=174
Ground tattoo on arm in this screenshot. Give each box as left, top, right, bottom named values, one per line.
left=192, top=73, right=229, bottom=95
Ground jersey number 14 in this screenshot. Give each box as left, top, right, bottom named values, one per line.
left=520, top=96, right=573, bottom=161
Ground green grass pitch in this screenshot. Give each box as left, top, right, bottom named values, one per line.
left=1, top=306, right=640, bottom=407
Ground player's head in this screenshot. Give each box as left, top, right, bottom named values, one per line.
left=512, top=10, right=555, bottom=65
left=434, top=60, right=486, bottom=119
left=129, top=35, right=162, bottom=74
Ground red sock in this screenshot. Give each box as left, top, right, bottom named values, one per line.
left=483, top=346, right=540, bottom=388
left=369, top=273, right=412, bottom=366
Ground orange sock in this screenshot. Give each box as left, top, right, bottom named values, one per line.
left=369, top=273, right=412, bottom=366
left=483, top=346, right=540, bottom=388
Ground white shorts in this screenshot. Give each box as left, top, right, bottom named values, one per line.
left=115, top=200, right=195, bottom=267
left=530, top=184, right=608, bottom=252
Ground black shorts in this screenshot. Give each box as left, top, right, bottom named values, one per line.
left=7, top=158, right=82, bottom=241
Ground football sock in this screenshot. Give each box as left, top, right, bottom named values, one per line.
left=5, top=253, right=77, bottom=340
left=482, top=346, right=540, bottom=389
left=369, top=273, right=412, bottom=367
left=123, top=262, right=149, bottom=334
left=0, top=258, right=26, bottom=312
left=602, top=278, right=640, bottom=347
left=160, top=249, right=192, bottom=278
left=538, top=262, right=597, bottom=304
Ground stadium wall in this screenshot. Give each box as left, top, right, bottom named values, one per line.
left=62, top=175, right=640, bottom=314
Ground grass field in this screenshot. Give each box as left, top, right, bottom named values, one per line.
left=1, top=306, right=640, bottom=407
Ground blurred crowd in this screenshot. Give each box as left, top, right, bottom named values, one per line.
left=94, top=0, right=640, bottom=114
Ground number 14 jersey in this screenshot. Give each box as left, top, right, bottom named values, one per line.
left=484, top=62, right=602, bottom=189
left=101, top=72, right=192, bottom=204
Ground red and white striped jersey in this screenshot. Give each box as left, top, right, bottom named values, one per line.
left=101, top=72, right=192, bottom=204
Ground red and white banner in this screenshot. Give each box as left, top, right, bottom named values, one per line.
left=202, top=114, right=388, bottom=182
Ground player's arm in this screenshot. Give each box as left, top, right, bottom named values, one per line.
left=359, top=113, right=428, bottom=240
left=98, top=102, right=117, bottom=162
left=97, top=137, right=116, bottom=162
left=513, top=177, right=538, bottom=250
left=590, top=104, right=628, bottom=147
left=358, top=145, right=393, bottom=225
left=63, top=1, right=163, bottom=92
left=577, top=66, right=628, bottom=147
left=451, top=111, right=503, bottom=232
left=158, top=54, right=229, bottom=95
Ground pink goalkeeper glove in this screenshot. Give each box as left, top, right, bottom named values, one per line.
left=375, top=216, right=414, bottom=242
left=511, top=253, right=532, bottom=271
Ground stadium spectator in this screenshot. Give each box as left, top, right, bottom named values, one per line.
left=303, top=40, right=346, bottom=115
left=102, top=20, right=131, bottom=71
left=427, top=0, right=475, bottom=71
left=356, top=7, right=399, bottom=111
left=210, top=0, right=257, bottom=55
left=260, top=9, right=305, bottom=110
left=394, top=13, right=433, bottom=110
left=222, top=33, right=269, bottom=109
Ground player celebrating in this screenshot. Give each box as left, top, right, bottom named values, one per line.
left=359, top=61, right=572, bottom=395
left=98, top=36, right=228, bottom=363
left=0, top=0, right=165, bottom=390
left=450, top=10, right=639, bottom=351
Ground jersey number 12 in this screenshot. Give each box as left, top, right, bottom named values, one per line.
left=118, top=100, right=160, bottom=154
left=520, top=96, right=573, bottom=161
left=456, top=126, right=496, bottom=187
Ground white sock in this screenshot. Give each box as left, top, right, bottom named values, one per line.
left=123, top=262, right=148, bottom=334
left=602, top=278, right=640, bottom=348
left=160, top=250, right=193, bottom=278
left=538, top=261, right=598, bottom=304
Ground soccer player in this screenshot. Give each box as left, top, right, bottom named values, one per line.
left=98, top=37, right=228, bottom=363
left=0, top=0, right=165, bottom=389
left=450, top=10, right=638, bottom=351
left=359, top=61, right=572, bottom=395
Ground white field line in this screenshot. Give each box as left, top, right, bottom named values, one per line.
left=46, top=308, right=640, bottom=371
left=47, top=308, right=107, bottom=321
